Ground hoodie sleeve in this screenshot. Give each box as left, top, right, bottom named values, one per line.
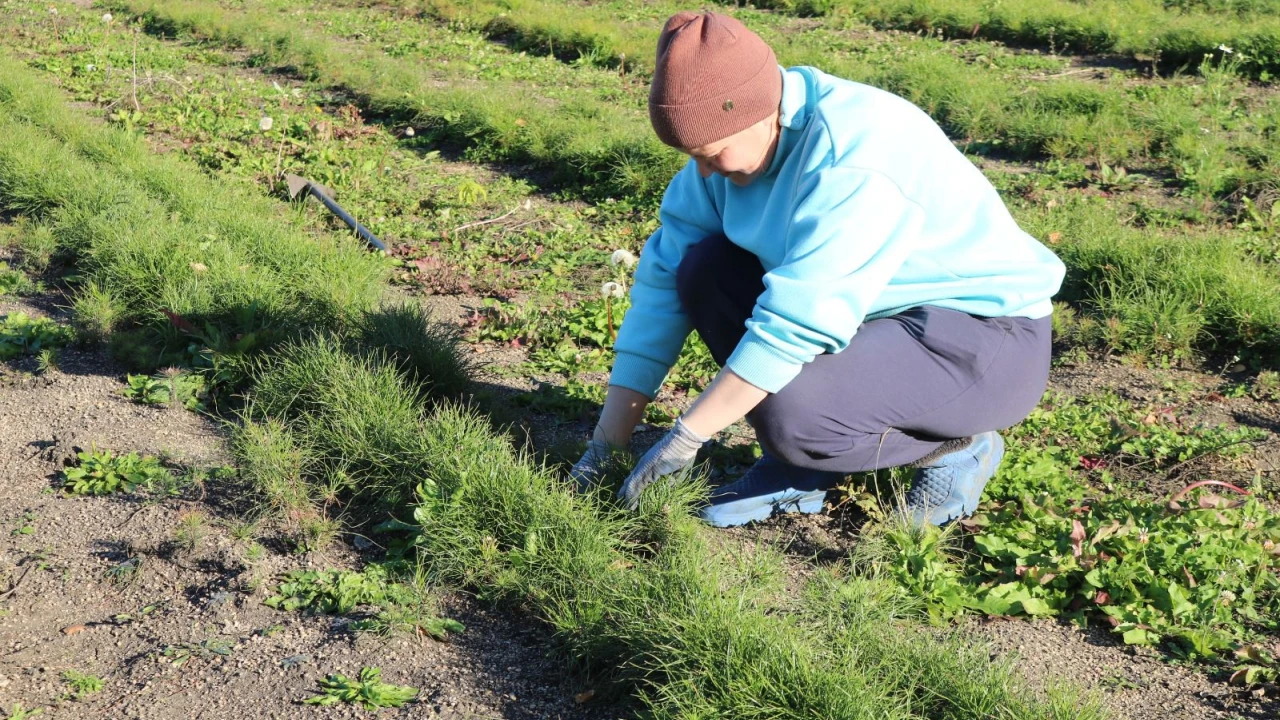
left=725, top=167, right=925, bottom=393
left=609, top=163, right=723, bottom=399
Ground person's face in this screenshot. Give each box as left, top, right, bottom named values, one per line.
left=685, top=113, right=780, bottom=187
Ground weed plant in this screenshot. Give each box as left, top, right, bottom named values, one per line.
left=304, top=667, right=418, bottom=710
left=0, top=312, right=72, bottom=361
left=122, top=369, right=206, bottom=410
left=59, top=671, right=103, bottom=700
left=266, top=565, right=416, bottom=613
left=861, top=390, right=1280, bottom=678
left=264, top=563, right=466, bottom=638
left=161, top=638, right=234, bottom=666
left=2, top=704, right=42, bottom=720
left=60, top=449, right=170, bottom=496
left=0, top=262, right=37, bottom=296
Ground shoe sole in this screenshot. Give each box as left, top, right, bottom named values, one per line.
left=699, top=488, right=826, bottom=528
left=921, top=432, right=1005, bottom=525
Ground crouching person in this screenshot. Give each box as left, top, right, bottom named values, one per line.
left=571, top=11, right=1065, bottom=527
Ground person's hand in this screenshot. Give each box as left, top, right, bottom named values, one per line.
left=570, top=438, right=616, bottom=491
left=617, top=418, right=709, bottom=510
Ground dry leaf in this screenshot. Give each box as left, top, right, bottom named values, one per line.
left=574, top=690, right=595, bottom=704
left=61, top=624, right=86, bottom=635
left=1047, top=231, right=1061, bottom=244
left=1069, top=519, right=1086, bottom=558
left=1198, top=493, right=1225, bottom=509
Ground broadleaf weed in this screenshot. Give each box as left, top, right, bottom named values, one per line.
left=304, top=667, right=417, bottom=710
left=60, top=449, right=170, bottom=497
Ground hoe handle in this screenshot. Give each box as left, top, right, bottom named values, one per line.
left=308, top=186, right=386, bottom=252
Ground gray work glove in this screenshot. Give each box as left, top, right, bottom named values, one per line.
left=570, top=438, right=616, bottom=491
left=617, top=418, right=709, bottom=510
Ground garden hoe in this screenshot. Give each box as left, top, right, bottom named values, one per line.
left=285, top=173, right=387, bottom=252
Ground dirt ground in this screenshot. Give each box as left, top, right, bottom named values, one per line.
left=0, top=293, right=621, bottom=719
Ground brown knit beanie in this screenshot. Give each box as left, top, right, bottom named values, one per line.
left=649, top=11, right=782, bottom=150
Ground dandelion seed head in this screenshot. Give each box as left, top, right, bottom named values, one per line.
left=601, top=281, right=626, bottom=299
left=258, top=116, right=274, bottom=132
left=609, top=249, right=637, bottom=268
left=1219, top=44, right=1234, bottom=54
left=189, top=262, right=209, bottom=273
left=404, top=126, right=415, bottom=137
left=101, top=12, right=113, bottom=23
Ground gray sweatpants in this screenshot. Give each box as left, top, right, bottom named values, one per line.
left=676, top=234, right=1053, bottom=473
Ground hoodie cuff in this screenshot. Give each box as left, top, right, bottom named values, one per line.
left=608, top=351, right=670, bottom=400
left=725, top=336, right=804, bottom=394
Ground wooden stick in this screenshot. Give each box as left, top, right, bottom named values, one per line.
left=449, top=204, right=519, bottom=235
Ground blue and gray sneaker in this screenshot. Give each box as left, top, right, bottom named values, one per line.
left=904, top=431, right=1004, bottom=526
left=698, top=453, right=845, bottom=528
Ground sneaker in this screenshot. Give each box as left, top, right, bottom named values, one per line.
left=905, top=431, right=1004, bottom=526
left=698, top=453, right=844, bottom=528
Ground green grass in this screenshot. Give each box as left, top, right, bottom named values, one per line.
left=0, top=51, right=476, bottom=402
left=0, top=75, right=384, bottom=377
left=65, top=0, right=1277, bottom=367
left=746, top=0, right=1280, bottom=79
left=113, top=0, right=682, bottom=203
left=233, top=329, right=1103, bottom=717
left=371, top=0, right=1280, bottom=201
left=5, top=1, right=658, bottom=302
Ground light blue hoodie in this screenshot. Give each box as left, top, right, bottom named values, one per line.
left=610, top=66, right=1065, bottom=398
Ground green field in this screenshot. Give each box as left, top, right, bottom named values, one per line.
left=1, top=0, right=1279, bottom=716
